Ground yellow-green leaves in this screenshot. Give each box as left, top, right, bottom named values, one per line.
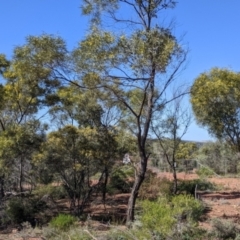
left=175, top=142, right=197, bottom=161
left=191, top=68, right=240, bottom=149
left=128, top=28, right=177, bottom=74
left=0, top=54, right=10, bottom=75
left=74, top=27, right=179, bottom=79
left=74, top=31, right=116, bottom=73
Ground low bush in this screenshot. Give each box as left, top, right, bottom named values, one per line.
left=210, top=218, right=240, bottom=239
left=171, top=194, right=204, bottom=222
left=50, top=214, right=77, bottom=231
left=135, top=195, right=204, bottom=239
left=139, top=171, right=172, bottom=200
left=178, top=178, right=216, bottom=196
left=6, top=197, right=47, bottom=225
left=108, top=166, right=134, bottom=194
left=196, top=166, right=215, bottom=178
left=7, top=198, right=26, bottom=224
left=158, top=177, right=174, bottom=197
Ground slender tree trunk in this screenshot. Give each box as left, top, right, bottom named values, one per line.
left=0, top=174, right=5, bottom=199
left=126, top=155, right=147, bottom=223
left=19, top=156, right=23, bottom=193
left=172, top=163, right=178, bottom=194
left=102, top=166, right=108, bottom=205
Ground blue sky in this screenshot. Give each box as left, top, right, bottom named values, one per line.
left=1, top=0, right=240, bottom=141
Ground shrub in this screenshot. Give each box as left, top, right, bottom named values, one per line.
left=42, top=225, right=93, bottom=240
left=7, top=197, right=47, bottom=225
left=158, top=177, right=174, bottom=197
left=196, top=166, right=214, bottom=178
left=210, top=218, right=240, bottom=239
left=178, top=179, right=216, bottom=196
left=108, top=166, right=133, bottom=194
left=7, top=198, right=26, bottom=224
left=33, top=184, right=67, bottom=200
left=171, top=194, right=204, bottom=222
left=50, top=214, right=77, bottom=231
left=136, top=195, right=204, bottom=239
left=170, top=225, right=207, bottom=240
left=105, top=228, right=137, bottom=240
left=140, top=197, right=175, bottom=237
left=139, top=171, right=172, bottom=200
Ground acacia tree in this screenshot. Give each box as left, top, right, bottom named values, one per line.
left=152, top=93, right=191, bottom=194
left=191, top=68, right=240, bottom=151
left=0, top=122, right=45, bottom=193
left=48, top=84, right=119, bottom=206
left=34, top=123, right=118, bottom=214
left=0, top=35, right=68, bottom=196
left=77, top=0, right=187, bottom=222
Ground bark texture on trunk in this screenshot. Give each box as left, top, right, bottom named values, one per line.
left=0, top=175, right=5, bottom=199
left=172, top=165, right=177, bottom=194
left=126, top=156, right=147, bottom=223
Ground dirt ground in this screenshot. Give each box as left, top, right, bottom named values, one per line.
left=159, top=171, right=240, bottom=230
left=2, top=171, right=240, bottom=239
left=86, top=171, right=240, bottom=231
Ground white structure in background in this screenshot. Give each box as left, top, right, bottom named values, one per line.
left=123, top=153, right=131, bottom=164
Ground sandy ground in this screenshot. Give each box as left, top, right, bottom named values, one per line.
left=157, top=171, right=240, bottom=230
left=2, top=171, right=240, bottom=239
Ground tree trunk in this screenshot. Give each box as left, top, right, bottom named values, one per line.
left=0, top=175, right=5, bottom=199
left=19, top=156, right=23, bottom=193
left=102, top=166, right=108, bottom=205
left=126, top=156, right=147, bottom=223
left=172, top=164, right=178, bottom=194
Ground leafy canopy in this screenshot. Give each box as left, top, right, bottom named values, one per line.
left=191, top=68, right=240, bottom=150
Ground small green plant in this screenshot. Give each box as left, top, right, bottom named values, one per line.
left=196, top=166, right=214, bottom=178
left=50, top=214, right=77, bottom=231
left=43, top=226, right=93, bottom=239
left=136, top=195, right=204, bottom=239
left=106, top=228, right=137, bottom=240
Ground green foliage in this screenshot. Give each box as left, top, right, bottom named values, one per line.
left=191, top=68, right=240, bottom=151
left=37, top=167, right=54, bottom=184
left=171, top=194, right=204, bottom=222
left=210, top=218, right=240, bottom=239
left=43, top=226, right=93, bottom=240
left=33, top=184, right=67, bottom=200
left=0, top=0, right=188, bottom=227
left=108, top=166, right=133, bottom=194
left=7, top=197, right=47, bottom=224
left=139, top=197, right=175, bottom=237
left=139, top=171, right=172, bottom=200
left=176, top=142, right=198, bottom=161
left=50, top=214, right=77, bottom=231
left=158, top=177, right=174, bottom=197
left=137, top=195, right=204, bottom=238
left=178, top=179, right=217, bottom=195
left=194, top=141, right=239, bottom=175
left=196, top=166, right=215, bottom=177
left=7, top=198, right=26, bottom=224
left=104, top=228, right=138, bottom=240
